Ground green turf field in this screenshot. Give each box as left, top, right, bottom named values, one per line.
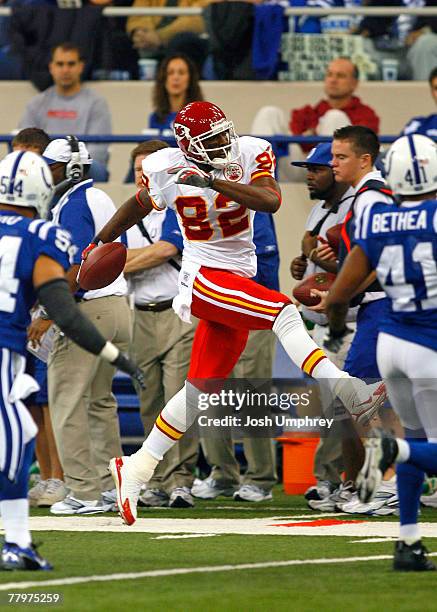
left=1, top=490, right=437, bottom=612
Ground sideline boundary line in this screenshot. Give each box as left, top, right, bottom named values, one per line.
left=3, top=553, right=437, bottom=591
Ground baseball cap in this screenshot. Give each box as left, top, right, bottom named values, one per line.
left=42, top=138, right=93, bottom=165
left=291, top=142, right=332, bottom=167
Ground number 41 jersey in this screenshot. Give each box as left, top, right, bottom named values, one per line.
left=0, top=212, right=72, bottom=355
left=354, top=199, right=437, bottom=351
left=141, top=136, right=276, bottom=278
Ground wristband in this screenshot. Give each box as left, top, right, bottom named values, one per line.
left=309, top=248, right=318, bottom=262
left=100, top=341, right=119, bottom=363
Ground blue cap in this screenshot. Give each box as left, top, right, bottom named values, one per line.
left=291, top=142, right=332, bottom=167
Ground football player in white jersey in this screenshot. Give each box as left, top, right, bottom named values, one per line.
left=84, top=101, right=386, bottom=526
left=326, top=134, right=437, bottom=571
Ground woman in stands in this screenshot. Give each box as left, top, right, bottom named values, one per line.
left=149, top=53, right=204, bottom=132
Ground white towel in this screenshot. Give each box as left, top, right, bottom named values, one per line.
left=172, top=260, right=201, bottom=324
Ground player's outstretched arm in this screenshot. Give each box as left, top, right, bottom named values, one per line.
left=96, top=190, right=153, bottom=244
left=325, top=245, right=371, bottom=333
left=32, top=255, right=145, bottom=388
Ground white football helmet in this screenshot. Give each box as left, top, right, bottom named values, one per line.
left=0, top=150, right=54, bottom=218
left=384, top=134, right=437, bottom=196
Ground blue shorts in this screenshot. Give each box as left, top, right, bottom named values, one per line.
left=25, top=353, right=48, bottom=406
left=344, top=298, right=390, bottom=379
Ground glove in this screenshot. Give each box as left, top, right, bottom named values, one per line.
left=323, top=326, right=354, bottom=354
left=81, top=239, right=99, bottom=261
left=168, top=166, right=214, bottom=189
left=112, top=352, right=146, bottom=390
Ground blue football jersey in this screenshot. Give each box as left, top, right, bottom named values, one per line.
left=0, top=212, right=73, bottom=355
left=355, top=199, right=437, bottom=351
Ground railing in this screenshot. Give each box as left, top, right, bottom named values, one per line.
left=0, top=135, right=403, bottom=146
left=0, top=134, right=405, bottom=164
left=0, top=5, right=436, bottom=17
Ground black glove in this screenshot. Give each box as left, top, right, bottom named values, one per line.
left=168, top=166, right=214, bottom=188
left=323, top=326, right=354, bottom=354
left=112, top=352, right=146, bottom=389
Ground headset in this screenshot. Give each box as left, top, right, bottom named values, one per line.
left=65, top=134, right=84, bottom=184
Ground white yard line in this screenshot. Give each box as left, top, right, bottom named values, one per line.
left=4, top=553, right=435, bottom=591
left=152, top=534, right=218, bottom=539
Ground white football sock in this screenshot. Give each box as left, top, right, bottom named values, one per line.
left=399, top=523, right=420, bottom=545
left=396, top=439, right=410, bottom=463
left=129, top=383, right=202, bottom=482
left=273, top=305, right=350, bottom=386
left=0, top=499, right=31, bottom=548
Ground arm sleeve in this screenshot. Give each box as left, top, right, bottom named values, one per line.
left=160, top=209, right=183, bottom=251
left=37, top=278, right=107, bottom=356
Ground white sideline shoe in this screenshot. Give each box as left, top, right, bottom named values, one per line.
left=109, top=456, right=144, bottom=526
left=233, top=484, right=273, bottom=502
left=308, top=480, right=355, bottom=512
left=28, top=480, right=48, bottom=507
left=37, top=479, right=68, bottom=508
left=169, top=487, right=194, bottom=508
left=139, top=489, right=169, bottom=507
left=191, top=476, right=236, bottom=499
left=50, top=495, right=110, bottom=515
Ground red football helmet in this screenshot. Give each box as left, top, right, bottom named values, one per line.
left=173, top=101, right=239, bottom=169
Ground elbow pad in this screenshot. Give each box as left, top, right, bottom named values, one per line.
left=36, top=279, right=107, bottom=357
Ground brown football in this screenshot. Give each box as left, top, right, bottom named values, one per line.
left=78, top=242, right=127, bottom=290
left=325, top=223, right=343, bottom=255
left=292, top=272, right=337, bottom=307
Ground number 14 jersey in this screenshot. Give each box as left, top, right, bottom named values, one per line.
left=141, top=136, right=276, bottom=278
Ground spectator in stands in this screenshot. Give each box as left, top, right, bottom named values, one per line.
left=401, top=66, right=437, bottom=137
left=353, top=0, right=437, bottom=80
left=124, top=140, right=199, bottom=508
left=290, top=58, right=380, bottom=152
left=9, top=4, right=104, bottom=90
left=149, top=53, right=204, bottom=132
left=404, top=0, right=437, bottom=80
left=17, top=42, right=112, bottom=182
left=33, top=138, right=131, bottom=515
left=126, top=0, right=210, bottom=74
left=251, top=57, right=380, bottom=180
left=193, top=213, right=280, bottom=503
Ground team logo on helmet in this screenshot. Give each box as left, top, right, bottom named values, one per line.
left=224, top=163, right=243, bottom=182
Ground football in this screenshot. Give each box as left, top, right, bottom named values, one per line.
left=78, top=242, right=127, bottom=290
left=292, top=272, right=336, bottom=307
left=325, top=223, right=342, bottom=255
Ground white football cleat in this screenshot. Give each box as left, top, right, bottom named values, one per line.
left=109, top=457, right=143, bottom=526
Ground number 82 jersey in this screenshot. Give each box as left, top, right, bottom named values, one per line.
left=141, top=136, right=276, bottom=278
left=354, top=199, right=437, bottom=351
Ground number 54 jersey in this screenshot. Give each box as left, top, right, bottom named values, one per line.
left=0, top=213, right=73, bottom=355
left=141, top=136, right=276, bottom=278
left=354, top=199, right=437, bottom=351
